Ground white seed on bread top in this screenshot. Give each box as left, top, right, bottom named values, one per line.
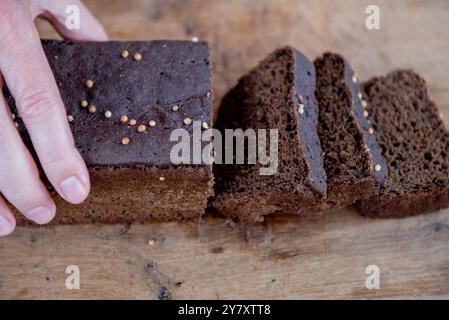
left=86, top=80, right=94, bottom=88
left=184, top=117, right=192, bottom=125
left=137, top=124, right=146, bottom=133
left=67, top=115, right=74, bottom=122
left=202, top=122, right=209, bottom=130
left=361, top=100, right=368, bottom=108
left=129, top=119, right=137, bottom=126
left=368, top=128, right=374, bottom=135
left=159, top=176, right=165, bottom=181
left=374, top=164, right=382, bottom=172
left=121, top=50, right=129, bottom=58
left=133, top=53, right=142, bottom=61
left=121, top=137, right=130, bottom=145
left=88, top=105, right=96, bottom=113
left=357, top=92, right=363, bottom=100
left=191, top=36, right=199, bottom=42
left=298, top=103, right=305, bottom=114
left=352, top=74, right=358, bottom=84
left=80, top=100, right=88, bottom=108
left=149, top=120, right=156, bottom=127
left=363, top=110, right=369, bottom=118
left=120, top=115, right=129, bottom=124
left=105, top=110, right=112, bottom=118
left=172, top=105, right=180, bottom=112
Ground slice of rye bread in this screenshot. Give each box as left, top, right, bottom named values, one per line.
left=3, top=40, right=213, bottom=224
left=211, top=46, right=327, bottom=222
left=357, top=70, right=449, bottom=218
left=313, top=52, right=388, bottom=211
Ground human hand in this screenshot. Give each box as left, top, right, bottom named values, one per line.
left=0, top=0, right=108, bottom=236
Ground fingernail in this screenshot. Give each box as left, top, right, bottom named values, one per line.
left=0, top=214, right=15, bottom=236
left=26, top=206, right=54, bottom=225
left=60, top=176, right=88, bottom=204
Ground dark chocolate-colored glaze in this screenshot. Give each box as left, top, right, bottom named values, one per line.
left=293, top=49, right=327, bottom=195
left=343, top=57, right=387, bottom=184
left=4, top=40, right=213, bottom=170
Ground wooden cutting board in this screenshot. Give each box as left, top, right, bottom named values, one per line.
left=1, top=0, right=449, bottom=299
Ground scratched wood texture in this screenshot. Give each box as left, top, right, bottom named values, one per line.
left=1, top=0, right=449, bottom=299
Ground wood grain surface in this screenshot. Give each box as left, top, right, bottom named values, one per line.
left=1, top=0, right=449, bottom=299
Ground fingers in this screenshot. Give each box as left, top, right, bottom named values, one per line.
left=0, top=4, right=90, bottom=205
left=31, top=0, right=108, bottom=41
left=0, top=94, right=56, bottom=226
left=0, top=197, right=16, bottom=237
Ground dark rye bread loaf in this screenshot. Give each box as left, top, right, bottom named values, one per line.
left=3, top=40, right=214, bottom=224
left=357, top=70, right=449, bottom=218
left=212, top=46, right=327, bottom=222
left=313, top=53, right=387, bottom=211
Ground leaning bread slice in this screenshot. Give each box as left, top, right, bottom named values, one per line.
left=212, top=46, right=327, bottom=222
left=313, top=52, right=387, bottom=211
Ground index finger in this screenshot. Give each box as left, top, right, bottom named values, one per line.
left=0, top=2, right=90, bottom=204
